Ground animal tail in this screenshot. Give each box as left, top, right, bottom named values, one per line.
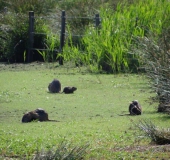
left=118, top=114, right=130, bottom=116
left=48, top=120, right=60, bottom=122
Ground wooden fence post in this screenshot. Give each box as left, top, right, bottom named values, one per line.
left=28, top=11, right=34, bottom=63
left=95, top=13, right=100, bottom=28
left=59, top=10, right=66, bottom=65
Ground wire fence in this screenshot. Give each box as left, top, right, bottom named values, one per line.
left=28, top=10, right=101, bottom=64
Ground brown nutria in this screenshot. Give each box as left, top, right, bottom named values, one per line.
left=48, top=79, right=61, bottom=93
left=129, top=100, right=142, bottom=115
left=22, top=111, right=39, bottom=122
left=22, top=108, right=59, bottom=123
left=118, top=100, right=142, bottom=116
left=62, top=87, right=77, bottom=94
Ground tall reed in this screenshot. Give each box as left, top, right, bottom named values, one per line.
left=62, top=0, right=170, bottom=73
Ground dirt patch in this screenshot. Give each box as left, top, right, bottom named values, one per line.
left=0, top=61, right=59, bottom=72
left=111, top=144, right=170, bottom=152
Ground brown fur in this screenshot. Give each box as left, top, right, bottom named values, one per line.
left=22, top=108, right=59, bottom=123
left=119, top=100, right=142, bottom=116
left=62, top=87, right=77, bottom=94
left=48, top=79, right=61, bottom=93
left=129, top=100, right=142, bottom=115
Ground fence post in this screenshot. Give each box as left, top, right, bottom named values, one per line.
left=59, top=10, right=66, bottom=65
left=95, top=13, right=100, bottom=28
left=28, top=11, right=34, bottom=63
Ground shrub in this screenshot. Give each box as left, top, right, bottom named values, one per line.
left=37, top=32, right=60, bottom=62
left=128, top=0, right=170, bottom=112
left=132, top=28, right=170, bottom=112
left=137, top=120, right=170, bottom=145
left=5, top=0, right=57, bottom=14
left=0, top=0, right=58, bottom=62
left=33, top=142, right=89, bottom=160
left=58, top=0, right=102, bottom=32
left=63, top=2, right=145, bottom=73
left=62, top=0, right=170, bottom=73
left=0, top=12, right=29, bottom=62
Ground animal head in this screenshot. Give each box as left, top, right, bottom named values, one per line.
left=132, top=100, right=138, bottom=105
left=72, top=87, right=77, bottom=91
left=35, top=108, right=45, bottom=113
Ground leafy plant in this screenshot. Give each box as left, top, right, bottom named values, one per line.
left=130, top=0, right=170, bottom=111
left=33, top=142, right=89, bottom=160
left=0, top=0, right=58, bottom=62
left=137, top=120, right=170, bottom=145
left=62, top=0, right=170, bottom=73
left=64, top=3, right=144, bottom=73
left=44, top=33, right=60, bottom=62
left=37, top=50, right=47, bottom=62
left=5, top=0, right=57, bottom=15
left=23, top=50, right=26, bottom=62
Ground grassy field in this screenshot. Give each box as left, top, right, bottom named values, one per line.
left=0, top=62, right=170, bottom=159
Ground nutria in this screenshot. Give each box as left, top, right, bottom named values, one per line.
left=62, top=87, right=77, bottom=94
left=118, top=100, right=142, bottom=116
left=129, top=100, right=142, bottom=115
left=22, top=108, right=59, bottom=123
left=22, top=111, right=39, bottom=122
left=48, top=79, right=61, bottom=93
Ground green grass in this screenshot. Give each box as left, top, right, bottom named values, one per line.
left=0, top=62, right=169, bottom=159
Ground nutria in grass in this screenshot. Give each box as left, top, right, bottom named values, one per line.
left=129, top=100, right=142, bottom=115
left=62, top=87, right=77, bottom=94
left=22, top=108, right=59, bottom=123
left=48, top=79, right=61, bottom=93
left=119, top=100, right=142, bottom=116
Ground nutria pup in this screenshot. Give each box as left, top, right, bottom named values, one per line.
left=48, top=79, right=61, bottom=93
left=62, top=87, right=77, bottom=94
left=22, top=108, right=59, bottom=123
left=129, top=100, right=142, bottom=115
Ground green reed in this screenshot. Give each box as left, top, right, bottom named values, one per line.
left=62, top=0, right=170, bottom=73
